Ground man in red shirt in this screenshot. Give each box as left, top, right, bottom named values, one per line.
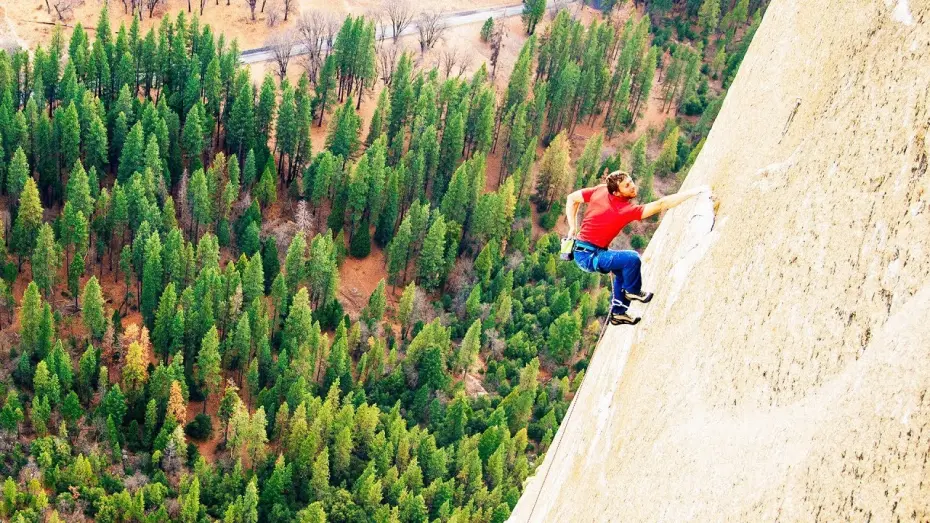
left=565, top=170, right=707, bottom=325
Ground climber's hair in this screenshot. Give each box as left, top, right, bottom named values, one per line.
left=605, top=170, right=631, bottom=194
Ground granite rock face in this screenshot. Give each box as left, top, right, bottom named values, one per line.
left=511, top=0, right=930, bottom=520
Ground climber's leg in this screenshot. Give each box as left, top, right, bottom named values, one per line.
left=593, top=250, right=645, bottom=322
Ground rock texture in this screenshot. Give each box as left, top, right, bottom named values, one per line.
left=511, top=0, right=930, bottom=520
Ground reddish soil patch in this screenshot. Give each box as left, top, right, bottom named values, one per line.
left=338, top=243, right=389, bottom=319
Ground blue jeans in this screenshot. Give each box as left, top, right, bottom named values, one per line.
left=573, top=242, right=643, bottom=314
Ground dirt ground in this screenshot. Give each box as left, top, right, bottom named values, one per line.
left=338, top=243, right=388, bottom=318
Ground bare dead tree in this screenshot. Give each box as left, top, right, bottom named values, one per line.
left=266, top=0, right=283, bottom=27
left=384, top=0, right=415, bottom=41
left=322, top=14, right=340, bottom=56
left=281, top=0, right=296, bottom=22
left=146, top=0, right=164, bottom=18
left=489, top=25, right=505, bottom=79
left=417, top=9, right=447, bottom=54
left=457, top=54, right=473, bottom=78
left=377, top=43, right=399, bottom=86
left=439, top=48, right=460, bottom=79
left=267, top=30, right=298, bottom=80
left=51, top=0, right=83, bottom=21
left=298, top=11, right=333, bottom=81
left=245, top=0, right=258, bottom=21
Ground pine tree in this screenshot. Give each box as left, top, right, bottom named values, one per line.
left=606, top=75, right=632, bottom=137
left=630, top=135, right=649, bottom=181
left=366, top=88, right=389, bottom=146
left=152, top=283, right=178, bottom=364
left=522, top=0, right=546, bottom=34
left=58, top=102, right=81, bottom=172
left=60, top=203, right=88, bottom=301
left=196, top=326, right=222, bottom=414
left=308, top=151, right=337, bottom=208
left=84, top=107, right=108, bottom=172
left=435, top=107, right=465, bottom=201
left=698, top=0, right=722, bottom=37
left=31, top=224, right=61, bottom=299
left=480, top=17, right=495, bottom=42
left=6, top=147, right=29, bottom=202
left=81, top=276, right=106, bottom=340
left=535, top=132, right=571, bottom=211
left=631, top=46, right=658, bottom=118
left=167, top=380, right=188, bottom=424
left=242, top=253, right=264, bottom=305
left=118, top=122, right=144, bottom=182
left=12, top=178, right=44, bottom=260
left=227, top=79, right=255, bottom=159
left=223, top=314, right=247, bottom=379
left=254, top=163, right=277, bottom=209
left=179, top=476, right=201, bottom=523
left=123, top=341, right=149, bottom=404
left=655, top=125, right=680, bottom=177
left=575, top=132, right=604, bottom=188
left=387, top=219, right=412, bottom=286
left=189, top=168, right=212, bottom=239
left=182, top=105, right=205, bottom=170
left=326, top=97, right=361, bottom=162
left=548, top=313, right=581, bottom=363
left=307, top=232, right=339, bottom=308
left=362, top=279, right=387, bottom=329
left=417, top=215, right=447, bottom=290
left=284, top=231, right=306, bottom=295
left=141, top=232, right=163, bottom=328
left=218, top=380, right=240, bottom=445
left=242, top=149, right=257, bottom=188
left=349, top=216, right=371, bottom=258
left=504, top=37, right=535, bottom=115
left=456, top=319, right=482, bottom=377
left=314, top=55, right=338, bottom=127
left=276, top=82, right=298, bottom=179
left=66, top=160, right=95, bottom=218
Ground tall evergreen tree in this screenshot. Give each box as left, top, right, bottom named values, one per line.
left=6, top=147, right=29, bottom=202
left=57, top=102, right=82, bottom=172
left=534, top=132, right=571, bottom=211
left=326, top=97, right=361, bottom=163
left=196, top=326, right=222, bottom=414
left=435, top=107, right=465, bottom=201
left=118, top=122, right=145, bottom=182
left=387, top=219, right=412, bottom=287
left=153, top=282, right=178, bottom=363
left=12, top=178, right=44, bottom=261
left=140, top=231, right=163, bottom=328
left=522, top=0, right=546, bottom=34
left=81, top=276, right=106, bottom=340
left=417, top=215, right=447, bottom=290
left=504, top=37, right=535, bottom=115
left=31, top=224, right=61, bottom=299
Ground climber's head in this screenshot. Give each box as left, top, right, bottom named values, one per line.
left=606, top=170, right=637, bottom=199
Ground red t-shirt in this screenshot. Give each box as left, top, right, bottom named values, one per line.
left=576, top=185, right=644, bottom=248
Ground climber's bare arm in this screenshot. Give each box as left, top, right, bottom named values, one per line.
left=641, top=186, right=709, bottom=220
left=565, top=190, right=585, bottom=238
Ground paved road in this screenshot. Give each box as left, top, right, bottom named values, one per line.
left=239, top=2, right=573, bottom=64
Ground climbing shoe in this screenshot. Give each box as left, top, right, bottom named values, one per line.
left=623, top=290, right=654, bottom=303
left=609, top=312, right=641, bottom=326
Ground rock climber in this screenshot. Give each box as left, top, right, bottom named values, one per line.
left=564, top=170, right=709, bottom=325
